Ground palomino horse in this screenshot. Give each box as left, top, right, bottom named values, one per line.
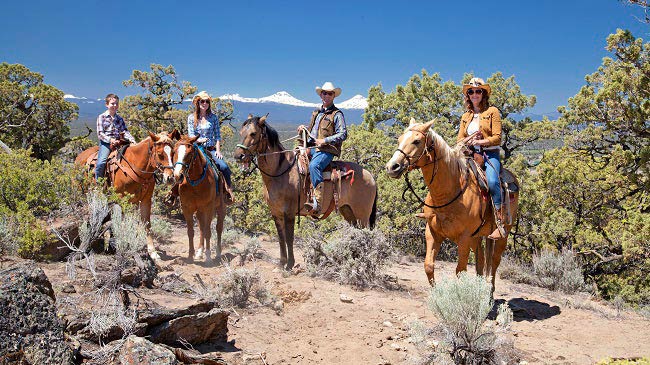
left=75, top=131, right=177, bottom=260
left=234, top=115, right=377, bottom=270
left=385, top=119, right=519, bottom=292
left=172, top=135, right=226, bottom=263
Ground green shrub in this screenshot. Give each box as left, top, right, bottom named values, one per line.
left=426, top=272, right=518, bottom=364
left=597, top=358, right=650, bottom=365
left=213, top=264, right=269, bottom=308
left=302, top=223, right=395, bottom=288
left=149, top=215, right=172, bottom=241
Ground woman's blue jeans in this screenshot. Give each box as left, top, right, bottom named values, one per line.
left=309, top=150, right=334, bottom=188
left=95, top=141, right=111, bottom=180
left=484, top=149, right=502, bottom=209
left=208, top=150, right=232, bottom=186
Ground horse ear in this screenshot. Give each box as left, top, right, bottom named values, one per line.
left=259, top=114, right=268, bottom=125
left=169, top=129, right=181, bottom=140
left=247, top=113, right=253, bottom=119
left=189, top=135, right=199, bottom=143
left=422, top=119, right=436, bottom=131
left=148, top=131, right=158, bottom=141
left=408, top=117, right=417, bottom=127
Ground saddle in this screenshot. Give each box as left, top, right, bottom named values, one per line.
left=83, top=145, right=131, bottom=184
left=297, top=149, right=355, bottom=219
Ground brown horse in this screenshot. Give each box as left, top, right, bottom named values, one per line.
left=234, top=115, right=377, bottom=270
left=172, top=135, right=226, bottom=263
left=385, top=119, right=519, bottom=292
left=75, top=131, right=178, bottom=260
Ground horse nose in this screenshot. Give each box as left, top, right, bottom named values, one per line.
left=387, top=162, right=401, bottom=173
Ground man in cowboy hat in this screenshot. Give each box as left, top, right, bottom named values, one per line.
left=297, top=81, right=348, bottom=214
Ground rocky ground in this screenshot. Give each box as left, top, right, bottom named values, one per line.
left=2, top=216, right=649, bottom=364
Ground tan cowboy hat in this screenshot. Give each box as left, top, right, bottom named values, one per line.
left=462, top=77, right=491, bottom=96
left=315, top=81, right=342, bottom=97
left=192, top=91, right=212, bottom=104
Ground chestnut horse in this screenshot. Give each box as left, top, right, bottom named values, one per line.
left=172, top=135, right=226, bottom=263
left=385, top=119, right=519, bottom=292
left=234, top=115, right=377, bottom=270
left=75, top=131, right=177, bottom=261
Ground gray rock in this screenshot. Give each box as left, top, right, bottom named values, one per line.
left=0, top=261, right=72, bottom=364
left=148, top=308, right=229, bottom=346
left=116, top=335, right=177, bottom=365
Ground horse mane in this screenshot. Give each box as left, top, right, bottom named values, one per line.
left=427, top=128, right=467, bottom=178
left=243, top=116, right=285, bottom=151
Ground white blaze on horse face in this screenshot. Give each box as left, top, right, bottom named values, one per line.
left=164, top=145, right=172, bottom=167
left=173, top=145, right=187, bottom=177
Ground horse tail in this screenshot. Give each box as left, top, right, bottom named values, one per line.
left=369, top=186, right=378, bottom=230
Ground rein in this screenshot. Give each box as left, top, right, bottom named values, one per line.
left=236, top=124, right=298, bottom=178
left=117, top=139, right=171, bottom=185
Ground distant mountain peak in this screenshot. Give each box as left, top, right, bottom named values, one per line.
left=218, top=91, right=367, bottom=110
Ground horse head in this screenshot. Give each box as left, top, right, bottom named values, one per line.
left=386, top=118, right=436, bottom=178
left=172, top=134, right=200, bottom=181
left=149, top=129, right=179, bottom=185
left=234, top=114, right=269, bottom=169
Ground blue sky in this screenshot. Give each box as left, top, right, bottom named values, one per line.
left=1, top=0, right=648, bottom=114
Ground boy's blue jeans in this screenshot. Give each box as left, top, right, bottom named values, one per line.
left=95, top=141, right=111, bottom=180
left=484, top=149, right=502, bottom=209
left=309, top=150, right=334, bottom=188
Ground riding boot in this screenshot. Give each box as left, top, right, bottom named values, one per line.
left=488, top=206, right=507, bottom=240
left=303, top=183, right=323, bottom=214
left=224, top=183, right=235, bottom=206
left=164, top=183, right=179, bottom=207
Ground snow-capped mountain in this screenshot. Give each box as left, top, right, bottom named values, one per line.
left=64, top=94, right=98, bottom=104
left=219, top=91, right=366, bottom=110
left=338, top=95, right=368, bottom=109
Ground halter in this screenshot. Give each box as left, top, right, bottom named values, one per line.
left=175, top=142, right=209, bottom=186
left=118, top=138, right=174, bottom=185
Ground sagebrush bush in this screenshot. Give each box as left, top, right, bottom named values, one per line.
left=302, top=223, right=394, bottom=288
left=110, top=205, right=147, bottom=254
left=213, top=264, right=270, bottom=308
left=149, top=215, right=172, bottom=240
left=533, top=249, right=586, bottom=293
left=426, top=272, right=517, bottom=364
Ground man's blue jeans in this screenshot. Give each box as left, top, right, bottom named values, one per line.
left=484, top=149, right=502, bottom=209
left=309, top=150, right=334, bottom=188
left=95, top=141, right=111, bottom=180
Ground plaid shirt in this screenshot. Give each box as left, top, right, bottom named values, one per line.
left=187, top=113, right=220, bottom=147
left=96, top=111, right=135, bottom=144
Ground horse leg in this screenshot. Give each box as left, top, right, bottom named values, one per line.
left=272, top=215, right=288, bottom=267
left=474, top=237, right=485, bottom=276
left=424, top=222, right=442, bottom=285
left=456, top=237, right=471, bottom=275
left=140, top=200, right=160, bottom=261
left=284, top=214, right=296, bottom=270
left=213, top=206, right=224, bottom=264
left=183, top=210, right=195, bottom=262
left=201, top=211, right=213, bottom=264
left=489, top=237, right=508, bottom=294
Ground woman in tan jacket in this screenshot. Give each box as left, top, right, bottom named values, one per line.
left=457, top=77, right=505, bottom=239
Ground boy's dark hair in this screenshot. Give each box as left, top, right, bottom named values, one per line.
left=105, top=93, right=119, bottom=104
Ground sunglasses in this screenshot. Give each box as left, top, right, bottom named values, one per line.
left=199, top=99, right=210, bottom=104
left=321, top=91, right=335, bottom=96
left=467, top=89, right=483, bottom=95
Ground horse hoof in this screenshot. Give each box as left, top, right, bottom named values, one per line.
left=205, top=251, right=212, bottom=263
left=194, top=248, right=204, bottom=260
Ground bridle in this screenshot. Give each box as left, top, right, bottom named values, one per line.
left=399, top=129, right=470, bottom=209
left=236, top=122, right=297, bottom=178
left=174, top=142, right=208, bottom=186
left=118, top=138, right=174, bottom=184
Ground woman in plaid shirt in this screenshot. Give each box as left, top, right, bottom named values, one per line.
left=187, top=91, right=234, bottom=204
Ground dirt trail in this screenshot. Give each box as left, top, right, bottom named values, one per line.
left=40, top=218, right=650, bottom=364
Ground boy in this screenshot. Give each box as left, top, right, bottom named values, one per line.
left=95, top=94, right=136, bottom=180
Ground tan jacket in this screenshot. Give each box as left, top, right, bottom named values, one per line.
left=456, top=106, right=502, bottom=147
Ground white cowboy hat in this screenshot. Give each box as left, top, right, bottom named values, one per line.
left=462, top=77, right=491, bottom=96
left=315, top=82, right=342, bottom=97
left=192, top=91, right=212, bottom=105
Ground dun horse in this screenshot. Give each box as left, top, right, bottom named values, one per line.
left=234, top=115, right=377, bottom=270
left=385, top=119, right=519, bottom=292
left=172, top=135, right=226, bottom=263
left=75, top=131, right=177, bottom=260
